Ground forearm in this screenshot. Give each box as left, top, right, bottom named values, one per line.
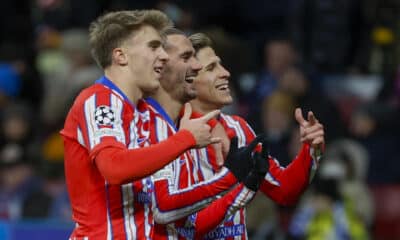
left=193, top=184, right=255, bottom=238
left=94, top=130, right=196, bottom=184
left=152, top=167, right=237, bottom=224
left=260, top=143, right=318, bottom=205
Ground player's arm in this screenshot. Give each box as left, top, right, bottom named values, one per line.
left=152, top=135, right=264, bottom=224
left=73, top=92, right=219, bottom=185
left=260, top=109, right=324, bottom=205
left=260, top=143, right=318, bottom=205
left=151, top=165, right=237, bottom=224
left=92, top=132, right=195, bottom=184
left=173, top=184, right=255, bottom=239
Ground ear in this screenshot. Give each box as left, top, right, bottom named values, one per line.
left=112, top=47, right=128, bottom=66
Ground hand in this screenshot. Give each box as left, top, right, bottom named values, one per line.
left=223, top=134, right=265, bottom=181
left=210, top=122, right=230, bottom=167
left=243, top=138, right=270, bottom=191
left=179, top=103, right=221, bottom=148
left=295, top=108, right=325, bottom=153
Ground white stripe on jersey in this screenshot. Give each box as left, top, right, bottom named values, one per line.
left=110, top=94, right=126, bottom=144
left=128, top=112, right=139, bottom=149
left=77, top=127, right=85, bottom=147
left=221, top=115, right=246, bottom=147
left=84, top=93, right=126, bottom=149
left=152, top=168, right=230, bottom=224
left=191, top=149, right=200, bottom=183
left=84, top=95, right=98, bottom=149
left=233, top=209, right=242, bottom=240
left=166, top=222, right=178, bottom=240
left=121, top=183, right=136, bottom=239
left=106, top=183, right=113, bottom=240
left=194, top=147, right=214, bottom=179
left=142, top=178, right=152, bottom=240
left=154, top=116, right=183, bottom=189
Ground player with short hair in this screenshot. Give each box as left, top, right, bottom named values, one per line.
left=171, top=33, right=324, bottom=239
left=61, top=10, right=221, bottom=239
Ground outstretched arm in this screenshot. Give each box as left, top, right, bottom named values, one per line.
left=260, top=108, right=324, bottom=205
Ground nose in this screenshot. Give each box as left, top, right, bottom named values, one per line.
left=219, top=65, right=230, bottom=79
left=159, top=47, right=169, bottom=62
left=191, top=57, right=203, bottom=71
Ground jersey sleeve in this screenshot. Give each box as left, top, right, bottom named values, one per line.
left=61, top=89, right=197, bottom=185
left=229, top=116, right=320, bottom=206
left=260, top=143, right=320, bottom=206
left=181, top=184, right=255, bottom=239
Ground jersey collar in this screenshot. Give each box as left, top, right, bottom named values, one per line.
left=95, top=75, right=135, bottom=107
left=145, top=97, right=177, bottom=131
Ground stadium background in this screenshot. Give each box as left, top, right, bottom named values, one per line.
left=0, top=0, right=399, bottom=239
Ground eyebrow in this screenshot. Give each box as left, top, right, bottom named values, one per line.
left=204, top=57, right=220, bottom=69
left=180, top=50, right=194, bottom=58
left=148, top=39, right=162, bottom=47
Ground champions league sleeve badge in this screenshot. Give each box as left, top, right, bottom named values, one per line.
left=94, top=105, right=116, bottom=126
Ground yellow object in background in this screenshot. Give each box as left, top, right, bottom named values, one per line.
left=372, top=27, right=395, bottom=45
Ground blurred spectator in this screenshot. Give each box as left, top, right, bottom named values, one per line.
left=246, top=195, right=283, bottom=240
left=278, top=66, right=346, bottom=142
left=348, top=102, right=400, bottom=183
left=40, top=28, right=101, bottom=129
left=157, top=1, right=194, bottom=34
left=0, top=43, right=44, bottom=110
left=288, top=171, right=369, bottom=239
left=22, top=129, right=70, bottom=221
left=245, top=38, right=298, bottom=131
left=0, top=103, right=39, bottom=220
left=261, top=91, right=296, bottom=166
left=34, top=0, right=100, bottom=30
left=290, top=0, right=368, bottom=73
left=325, top=139, right=374, bottom=226
left=22, top=161, right=70, bottom=221
left=254, top=38, right=298, bottom=100
left=0, top=63, right=21, bottom=108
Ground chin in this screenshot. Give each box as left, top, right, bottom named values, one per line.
left=143, top=82, right=160, bottom=95
left=223, top=96, right=233, bottom=105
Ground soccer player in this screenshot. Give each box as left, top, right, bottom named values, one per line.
left=178, top=33, right=325, bottom=239
left=61, top=11, right=222, bottom=239
left=141, top=28, right=267, bottom=239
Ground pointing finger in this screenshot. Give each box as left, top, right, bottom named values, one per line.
left=201, top=109, right=220, bottom=122
left=295, top=108, right=307, bottom=127
left=181, top=103, right=192, bottom=120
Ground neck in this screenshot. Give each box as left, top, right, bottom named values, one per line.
left=104, top=67, right=142, bottom=105
left=151, top=88, right=183, bottom=122
left=190, top=99, right=220, bottom=114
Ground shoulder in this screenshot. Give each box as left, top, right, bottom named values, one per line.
left=220, top=113, right=249, bottom=128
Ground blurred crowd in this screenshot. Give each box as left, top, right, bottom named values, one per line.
left=0, top=0, right=400, bottom=239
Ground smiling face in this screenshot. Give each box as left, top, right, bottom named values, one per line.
left=121, top=25, right=169, bottom=94
left=192, top=46, right=232, bottom=110
left=160, top=34, right=202, bottom=103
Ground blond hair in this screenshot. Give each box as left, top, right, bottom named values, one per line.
left=89, top=10, right=172, bottom=68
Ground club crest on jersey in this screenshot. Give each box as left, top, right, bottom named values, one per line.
left=94, top=105, right=115, bottom=126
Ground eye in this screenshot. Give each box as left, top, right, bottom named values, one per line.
left=206, top=63, right=215, bottom=71
left=148, top=41, right=161, bottom=51
left=181, top=52, right=192, bottom=62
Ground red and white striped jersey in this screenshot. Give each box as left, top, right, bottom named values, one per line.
left=61, top=77, right=157, bottom=240
left=142, top=98, right=243, bottom=240
left=173, top=113, right=319, bottom=239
